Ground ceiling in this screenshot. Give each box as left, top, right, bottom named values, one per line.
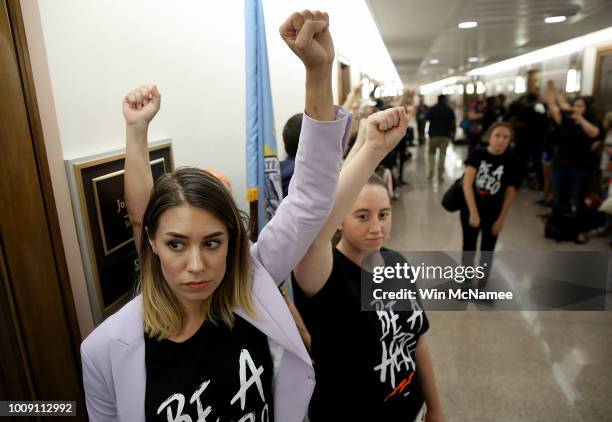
left=366, top=0, right=612, bottom=86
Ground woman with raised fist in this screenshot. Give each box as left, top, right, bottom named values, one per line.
left=81, top=10, right=350, bottom=422
left=292, top=106, right=445, bottom=422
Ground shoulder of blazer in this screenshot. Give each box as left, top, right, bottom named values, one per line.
left=81, top=296, right=144, bottom=360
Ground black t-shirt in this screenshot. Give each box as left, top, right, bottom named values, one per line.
left=144, top=315, right=274, bottom=421
left=553, top=115, right=600, bottom=170
left=426, top=103, right=455, bottom=138
left=464, top=148, right=523, bottom=219
left=294, top=248, right=429, bottom=422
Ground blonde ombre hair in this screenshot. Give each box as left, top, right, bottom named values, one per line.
left=138, top=168, right=255, bottom=339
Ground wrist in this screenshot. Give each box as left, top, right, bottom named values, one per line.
left=306, top=64, right=333, bottom=81
left=126, top=121, right=149, bottom=133
left=126, top=122, right=149, bottom=144
left=305, top=71, right=334, bottom=121
left=362, top=141, right=391, bottom=160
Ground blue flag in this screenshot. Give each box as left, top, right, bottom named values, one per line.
left=245, top=0, right=283, bottom=233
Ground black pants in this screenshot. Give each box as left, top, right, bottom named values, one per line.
left=398, top=142, right=408, bottom=181
left=515, top=140, right=544, bottom=190
left=460, top=207, right=498, bottom=281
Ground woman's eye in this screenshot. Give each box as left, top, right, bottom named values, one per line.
left=379, top=212, right=390, bottom=219
left=204, top=239, right=221, bottom=249
left=357, top=214, right=368, bottom=221
left=167, top=240, right=184, bottom=251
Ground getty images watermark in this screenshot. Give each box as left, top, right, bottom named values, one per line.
left=360, top=251, right=612, bottom=311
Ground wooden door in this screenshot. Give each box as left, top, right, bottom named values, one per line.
left=0, top=0, right=85, bottom=419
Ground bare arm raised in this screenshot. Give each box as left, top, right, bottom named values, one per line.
left=250, top=10, right=353, bottom=284
left=123, top=84, right=161, bottom=254
left=293, top=107, right=410, bottom=297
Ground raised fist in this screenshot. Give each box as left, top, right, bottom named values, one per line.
left=280, top=10, right=334, bottom=71
left=365, top=107, right=410, bottom=153
left=122, top=84, right=161, bottom=126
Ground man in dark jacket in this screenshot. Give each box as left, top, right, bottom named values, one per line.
left=426, top=94, right=456, bottom=181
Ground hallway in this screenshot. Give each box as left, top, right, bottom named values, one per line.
left=388, top=142, right=612, bottom=421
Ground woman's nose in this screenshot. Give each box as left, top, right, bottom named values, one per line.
left=187, top=247, right=205, bottom=272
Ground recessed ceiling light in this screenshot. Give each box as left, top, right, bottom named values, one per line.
left=468, top=57, right=479, bottom=63
left=429, top=58, right=439, bottom=64
left=458, top=21, right=478, bottom=29
left=545, top=16, right=566, bottom=23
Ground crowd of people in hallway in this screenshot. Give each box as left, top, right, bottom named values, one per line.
left=82, top=10, right=443, bottom=422
left=78, top=8, right=611, bottom=422
left=314, top=80, right=612, bottom=249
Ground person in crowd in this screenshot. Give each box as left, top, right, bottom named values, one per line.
left=416, top=94, right=429, bottom=145
left=597, top=112, right=612, bottom=242
left=546, top=81, right=601, bottom=243
left=601, top=111, right=612, bottom=181
left=497, top=94, right=508, bottom=120
left=461, top=122, right=523, bottom=283
left=464, top=99, right=484, bottom=155
left=80, top=11, right=351, bottom=422
left=426, top=94, right=456, bottom=182
left=481, top=96, right=500, bottom=135
left=292, top=106, right=444, bottom=422
left=396, top=124, right=414, bottom=184
left=509, top=93, right=549, bottom=191
left=537, top=117, right=557, bottom=208
left=280, top=113, right=302, bottom=197
left=343, top=82, right=363, bottom=139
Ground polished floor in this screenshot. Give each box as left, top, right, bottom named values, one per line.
left=387, top=142, right=612, bottom=421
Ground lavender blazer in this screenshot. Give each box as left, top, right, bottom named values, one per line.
left=81, top=107, right=351, bottom=422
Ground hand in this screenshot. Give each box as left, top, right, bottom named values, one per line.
left=546, top=80, right=555, bottom=90
left=365, top=107, right=409, bottom=153
left=279, top=10, right=334, bottom=72
left=491, top=218, right=504, bottom=236
left=469, top=213, right=480, bottom=228
left=123, top=84, right=161, bottom=127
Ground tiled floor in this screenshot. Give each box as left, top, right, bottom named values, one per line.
left=387, top=143, right=612, bottom=421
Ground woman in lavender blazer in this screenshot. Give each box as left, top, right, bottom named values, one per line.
left=81, top=10, right=350, bottom=422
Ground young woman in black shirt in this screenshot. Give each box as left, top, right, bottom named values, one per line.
left=293, top=108, right=444, bottom=422
left=461, top=122, right=523, bottom=282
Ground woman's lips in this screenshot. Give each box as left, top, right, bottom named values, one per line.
left=184, top=280, right=212, bottom=290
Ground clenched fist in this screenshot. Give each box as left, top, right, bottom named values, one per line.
left=280, top=10, right=334, bottom=71
left=365, top=107, right=411, bottom=154
left=122, top=84, right=161, bottom=127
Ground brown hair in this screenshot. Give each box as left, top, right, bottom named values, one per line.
left=138, top=167, right=254, bottom=339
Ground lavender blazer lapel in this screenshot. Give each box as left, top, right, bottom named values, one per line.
left=235, top=259, right=312, bottom=368
left=110, top=296, right=146, bottom=422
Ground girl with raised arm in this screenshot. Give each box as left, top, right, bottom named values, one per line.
left=293, top=107, right=444, bottom=421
